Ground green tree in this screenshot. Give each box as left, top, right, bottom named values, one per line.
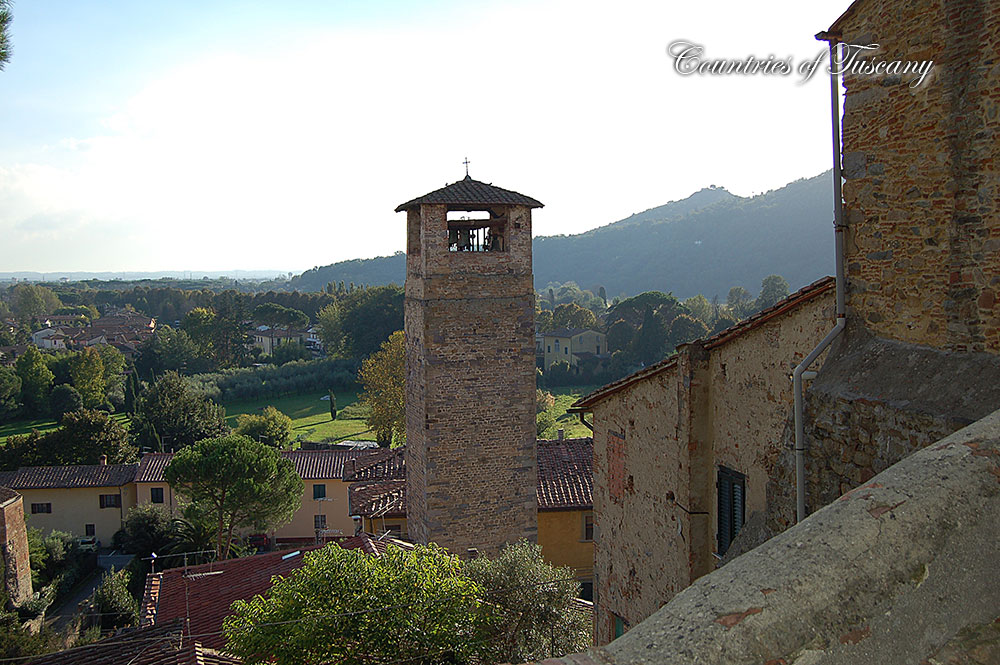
left=727, top=286, right=754, bottom=320
left=92, top=567, right=139, bottom=630
left=464, top=540, right=591, bottom=664
left=136, top=325, right=208, bottom=377
left=224, top=544, right=490, bottom=665
left=130, top=372, right=229, bottom=452
left=667, top=313, right=710, bottom=350
left=359, top=330, right=405, bottom=447
left=337, top=285, right=404, bottom=358
left=550, top=302, right=598, bottom=331
left=755, top=274, right=790, bottom=311
left=605, top=319, right=634, bottom=355
left=69, top=347, right=105, bottom=408
left=0, top=409, right=136, bottom=470
left=0, top=0, right=12, bottom=71
left=633, top=305, right=668, bottom=366
left=113, top=504, right=173, bottom=558
left=0, top=367, right=20, bottom=422
left=164, top=435, right=303, bottom=559
left=95, top=344, right=126, bottom=405
left=316, top=302, right=342, bottom=356
left=49, top=384, right=83, bottom=420
left=683, top=294, right=713, bottom=326
left=15, top=346, right=53, bottom=415
left=269, top=341, right=310, bottom=365
left=328, top=390, right=337, bottom=420
left=234, top=406, right=293, bottom=448
left=10, top=285, right=60, bottom=324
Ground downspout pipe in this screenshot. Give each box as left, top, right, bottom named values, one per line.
left=794, top=36, right=847, bottom=523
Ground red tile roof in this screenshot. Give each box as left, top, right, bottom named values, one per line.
left=350, top=439, right=594, bottom=517
left=571, top=276, right=836, bottom=410
left=136, top=453, right=173, bottom=483
left=143, top=547, right=322, bottom=651
left=338, top=531, right=413, bottom=556
left=0, top=463, right=138, bottom=490
left=349, top=479, right=406, bottom=518
left=536, top=438, right=593, bottom=511
left=136, top=449, right=381, bottom=483
left=395, top=176, right=544, bottom=212
left=342, top=447, right=405, bottom=481
left=25, top=619, right=240, bottom=665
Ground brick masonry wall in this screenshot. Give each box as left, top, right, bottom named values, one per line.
left=838, top=0, right=1000, bottom=353
left=405, top=203, right=538, bottom=557
left=0, top=495, right=32, bottom=606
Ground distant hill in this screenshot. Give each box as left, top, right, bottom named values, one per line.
left=289, top=171, right=835, bottom=299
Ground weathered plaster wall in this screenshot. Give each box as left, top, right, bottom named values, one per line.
left=591, top=362, right=692, bottom=645
left=838, top=0, right=1000, bottom=353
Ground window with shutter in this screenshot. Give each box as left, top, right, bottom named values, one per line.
left=717, top=466, right=746, bottom=556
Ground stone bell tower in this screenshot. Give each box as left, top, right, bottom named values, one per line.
left=396, top=175, right=542, bottom=556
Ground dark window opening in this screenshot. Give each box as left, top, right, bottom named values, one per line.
left=150, top=487, right=164, bottom=504
left=717, top=466, right=746, bottom=556
left=85, top=524, right=96, bottom=536
left=99, top=494, right=121, bottom=509
left=579, top=580, right=593, bottom=601
left=582, top=513, right=594, bottom=541
left=314, top=515, right=327, bottom=530
left=31, top=503, right=51, bottom=514
left=613, top=613, right=627, bottom=639
left=313, top=484, right=326, bottom=500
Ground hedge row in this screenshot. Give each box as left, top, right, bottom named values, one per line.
left=185, top=358, right=360, bottom=403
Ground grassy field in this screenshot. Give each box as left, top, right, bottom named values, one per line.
left=0, top=384, right=600, bottom=446
left=223, top=390, right=377, bottom=444
left=543, top=385, right=599, bottom=439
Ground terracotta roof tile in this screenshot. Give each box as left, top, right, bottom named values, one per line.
left=571, top=276, right=836, bottom=410
left=136, top=449, right=381, bottom=483
left=395, top=176, right=543, bottom=212
left=536, top=438, right=593, bottom=511
left=349, top=479, right=406, bottom=518
left=0, top=463, right=137, bottom=490
left=342, top=447, right=405, bottom=481
left=25, top=619, right=239, bottom=665
left=145, top=547, right=322, bottom=651
left=350, top=440, right=594, bottom=517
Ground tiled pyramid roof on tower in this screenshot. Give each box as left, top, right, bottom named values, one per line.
left=394, top=175, right=543, bottom=212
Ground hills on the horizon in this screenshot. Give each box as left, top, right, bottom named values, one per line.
left=289, top=171, right=836, bottom=300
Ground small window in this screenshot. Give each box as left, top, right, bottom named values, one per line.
left=554, top=340, right=560, bottom=351
left=547, top=345, right=551, bottom=353
left=85, top=524, right=96, bottom=536
left=30, top=503, right=51, bottom=514
left=564, top=347, right=568, bottom=354
left=150, top=487, right=164, bottom=504
left=613, top=613, right=627, bottom=639
left=582, top=513, right=594, bottom=541
left=99, top=494, right=121, bottom=509
left=313, top=484, right=326, bottom=500
left=314, top=515, right=327, bottom=530
left=717, top=466, right=746, bottom=556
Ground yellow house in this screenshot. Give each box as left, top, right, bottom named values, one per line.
left=0, top=462, right=138, bottom=544
left=133, top=448, right=382, bottom=546
left=348, top=439, right=595, bottom=598
left=542, top=328, right=607, bottom=371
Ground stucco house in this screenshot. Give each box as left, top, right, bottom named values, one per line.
left=542, top=328, right=608, bottom=371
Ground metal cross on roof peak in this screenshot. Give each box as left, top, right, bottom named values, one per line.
left=463, top=157, right=470, bottom=178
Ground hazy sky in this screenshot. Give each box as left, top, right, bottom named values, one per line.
left=0, top=1, right=845, bottom=273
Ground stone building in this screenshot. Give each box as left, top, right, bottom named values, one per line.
left=569, top=0, right=1000, bottom=650
left=396, top=176, right=542, bottom=556
left=571, top=278, right=837, bottom=643
left=0, top=487, right=32, bottom=607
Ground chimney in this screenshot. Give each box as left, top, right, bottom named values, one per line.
left=99, top=455, right=108, bottom=466
left=557, top=429, right=565, bottom=441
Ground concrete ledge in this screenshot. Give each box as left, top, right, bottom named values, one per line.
left=558, top=407, right=1000, bottom=664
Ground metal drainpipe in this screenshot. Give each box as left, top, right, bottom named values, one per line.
left=794, top=37, right=847, bottom=523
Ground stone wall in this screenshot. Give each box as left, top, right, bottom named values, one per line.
left=838, top=0, right=1000, bottom=353
left=0, top=490, right=32, bottom=607
left=589, top=283, right=836, bottom=644
left=404, top=203, right=538, bottom=557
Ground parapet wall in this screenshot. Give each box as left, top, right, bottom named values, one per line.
left=527, top=406, right=1000, bottom=664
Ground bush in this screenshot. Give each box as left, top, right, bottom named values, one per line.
left=91, top=567, right=139, bottom=630
left=186, top=358, right=359, bottom=403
